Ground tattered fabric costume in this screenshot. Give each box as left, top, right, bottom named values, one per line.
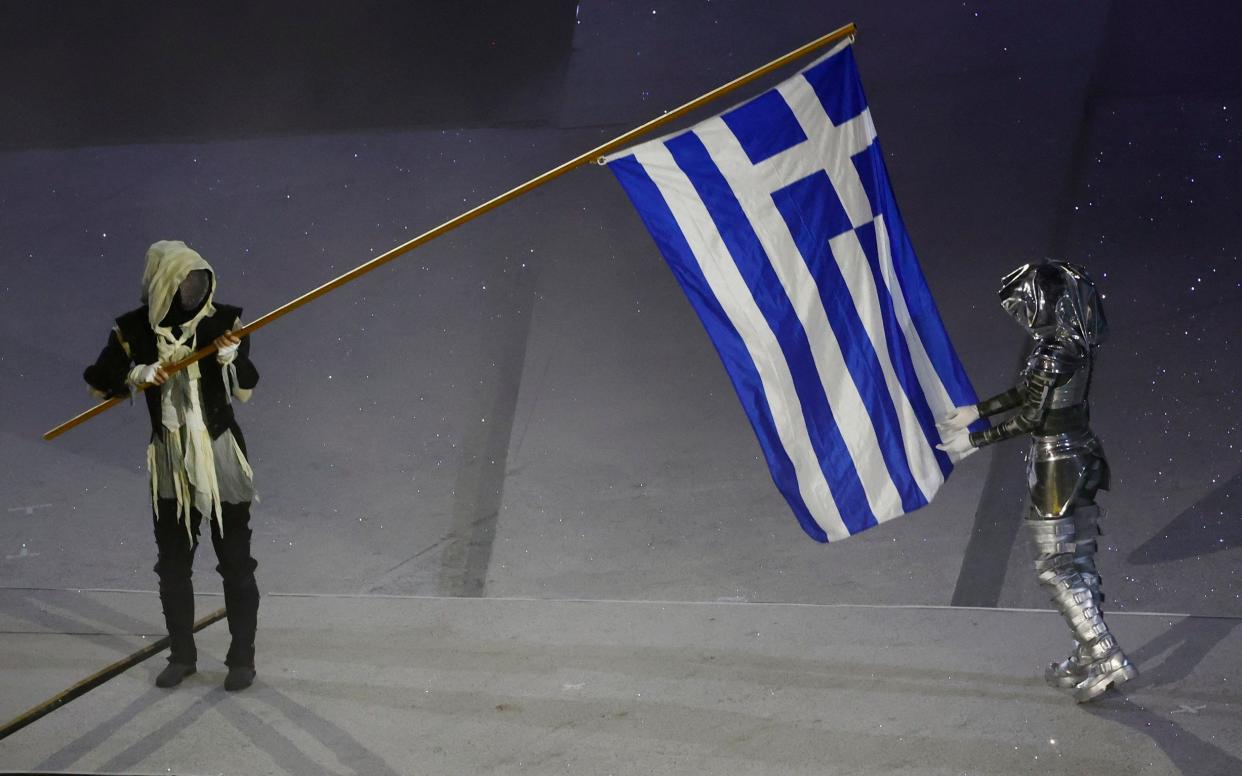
left=84, top=240, right=261, bottom=683
left=141, top=242, right=256, bottom=535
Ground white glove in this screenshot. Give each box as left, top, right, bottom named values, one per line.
left=126, top=363, right=167, bottom=387
left=216, top=341, right=239, bottom=366
left=936, top=405, right=980, bottom=434
left=936, top=429, right=978, bottom=461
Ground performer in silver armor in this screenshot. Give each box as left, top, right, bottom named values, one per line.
left=936, top=260, right=1137, bottom=702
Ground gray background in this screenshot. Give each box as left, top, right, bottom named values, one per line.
left=1, top=0, right=1239, bottom=636
left=3, top=3, right=1242, bottom=774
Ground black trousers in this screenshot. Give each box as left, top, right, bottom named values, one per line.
left=153, top=499, right=259, bottom=668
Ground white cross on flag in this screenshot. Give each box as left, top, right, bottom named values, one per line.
left=604, top=40, right=978, bottom=542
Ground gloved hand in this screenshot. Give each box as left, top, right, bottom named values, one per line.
left=936, top=429, right=977, bottom=460
left=936, top=405, right=980, bottom=434
left=127, top=363, right=168, bottom=387
left=214, top=331, right=241, bottom=366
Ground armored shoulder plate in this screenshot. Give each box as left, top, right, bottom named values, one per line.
left=1025, top=339, right=1092, bottom=410
left=1026, top=339, right=1084, bottom=375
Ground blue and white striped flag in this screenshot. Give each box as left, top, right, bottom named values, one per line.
left=605, top=40, right=977, bottom=542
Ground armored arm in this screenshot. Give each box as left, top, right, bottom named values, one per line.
left=968, top=340, right=1082, bottom=447
left=975, top=387, right=1023, bottom=417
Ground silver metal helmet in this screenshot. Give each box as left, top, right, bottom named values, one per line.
left=998, top=260, right=1107, bottom=348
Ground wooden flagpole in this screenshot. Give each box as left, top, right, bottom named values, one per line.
left=44, top=22, right=857, bottom=441
left=0, top=607, right=226, bottom=740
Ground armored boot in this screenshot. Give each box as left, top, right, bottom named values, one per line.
left=1067, top=505, right=1138, bottom=702
left=1026, top=514, right=1136, bottom=702
left=1073, top=645, right=1138, bottom=703
left=1045, top=640, right=1091, bottom=688
left=1043, top=505, right=1105, bottom=688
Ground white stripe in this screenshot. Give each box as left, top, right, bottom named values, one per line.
left=871, top=214, right=957, bottom=418
left=762, top=80, right=875, bottom=228
left=634, top=143, right=852, bottom=540
left=777, top=74, right=952, bottom=488
left=827, top=230, right=944, bottom=508
left=695, top=117, right=905, bottom=521
left=771, top=77, right=944, bottom=505
left=771, top=74, right=958, bottom=420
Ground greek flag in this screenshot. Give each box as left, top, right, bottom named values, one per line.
left=604, top=40, right=977, bottom=542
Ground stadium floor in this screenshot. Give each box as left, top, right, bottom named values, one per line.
left=4, top=3, right=1240, bottom=774
left=3, top=589, right=1239, bottom=775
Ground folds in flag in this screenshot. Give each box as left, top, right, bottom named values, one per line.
left=604, top=40, right=977, bottom=542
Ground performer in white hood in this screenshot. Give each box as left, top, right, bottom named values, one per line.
left=85, top=240, right=260, bottom=691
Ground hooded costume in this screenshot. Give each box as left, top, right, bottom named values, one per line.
left=939, top=260, right=1135, bottom=703
left=84, top=240, right=260, bottom=681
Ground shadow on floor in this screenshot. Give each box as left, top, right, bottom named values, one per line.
left=1128, top=471, right=1242, bottom=565
left=1086, top=614, right=1242, bottom=774
left=36, top=686, right=187, bottom=771
left=214, top=681, right=404, bottom=776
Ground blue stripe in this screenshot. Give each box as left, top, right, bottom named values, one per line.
left=772, top=171, right=928, bottom=512
left=851, top=137, right=885, bottom=219
left=851, top=141, right=978, bottom=408
left=721, top=90, right=808, bottom=165
left=803, top=46, right=868, bottom=126
left=607, top=152, right=830, bottom=542
left=664, top=131, right=878, bottom=534
left=854, top=220, right=953, bottom=477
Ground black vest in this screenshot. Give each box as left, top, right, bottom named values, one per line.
left=113, top=304, right=257, bottom=445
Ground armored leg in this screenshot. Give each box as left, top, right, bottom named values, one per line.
left=1025, top=507, right=1135, bottom=702
left=1043, top=503, right=1104, bottom=687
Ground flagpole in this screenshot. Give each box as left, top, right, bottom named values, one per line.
left=44, top=21, right=857, bottom=441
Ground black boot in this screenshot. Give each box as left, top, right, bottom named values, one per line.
left=157, top=580, right=198, bottom=667
left=214, top=502, right=260, bottom=671
left=154, top=501, right=201, bottom=671
left=156, top=661, right=197, bottom=688
left=224, top=666, right=256, bottom=692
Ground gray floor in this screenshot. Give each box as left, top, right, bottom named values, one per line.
left=2, top=1, right=1241, bottom=774
left=2, top=590, right=1240, bottom=776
